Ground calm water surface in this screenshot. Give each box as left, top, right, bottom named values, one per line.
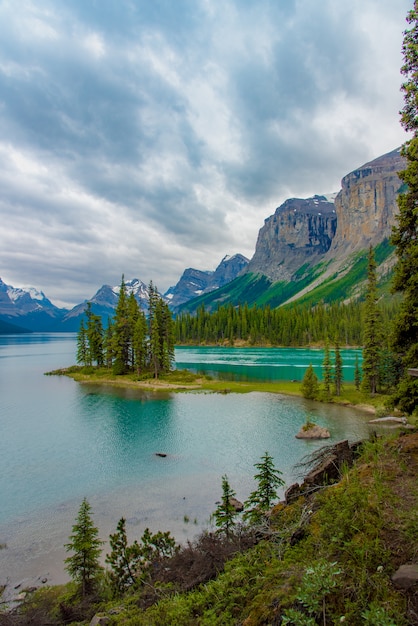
left=0, top=335, right=372, bottom=591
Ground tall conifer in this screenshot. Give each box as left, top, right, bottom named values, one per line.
left=390, top=1, right=418, bottom=412
left=361, top=246, right=383, bottom=394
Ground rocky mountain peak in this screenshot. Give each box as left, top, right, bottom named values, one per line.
left=165, top=254, right=249, bottom=309
left=329, top=147, right=405, bottom=255
left=247, top=195, right=337, bottom=282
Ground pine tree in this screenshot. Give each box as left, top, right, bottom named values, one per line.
left=64, top=498, right=103, bottom=598
left=213, top=475, right=238, bottom=538
left=301, top=364, right=319, bottom=400
left=76, top=319, right=89, bottom=366
left=106, top=517, right=138, bottom=594
left=322, top=341, right=332, bottom=400
left=244, top=452, right=285, bottom=525
left=354, top=354, right=362, bottom=391
left=132, top=309, right=148, bottom=375
left=334, top=338, right=343, bottom=397
left=390, top=1, right=418, bottom=413
left=148, top=281, right=162, bottom=378
left=85, top=302, right=104, bottom=366
left=112, top=276, right=131, bottom=374
left=361, top=246, right=383, bottom=395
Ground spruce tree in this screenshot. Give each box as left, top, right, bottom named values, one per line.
left=361, top=246, right=383, bottom=394
left=354, top=354, right=362, bottom=391
left=301, top=364, right=319, bottom=400
left=244, top=452, right=285, bottom=525
left=65, top=498, right=103, bottom=598
left=106, top=517, right=141, bottom=594
left=322, top=341, right=332, bottom=400
left=112, top=276, right=131, bottom=374
left=213, top=475, right=238, bottom=538
left=334, top=338, right=343, bottom=397
left=76, top=319, right=89, bottom=366
left=390, top=1, right=418, bottom=413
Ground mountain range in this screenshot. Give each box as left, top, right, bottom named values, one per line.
left=0, top=147, right=405, bottom=333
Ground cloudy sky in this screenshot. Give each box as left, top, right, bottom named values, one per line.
left=0, top=0, right=412, bottom=307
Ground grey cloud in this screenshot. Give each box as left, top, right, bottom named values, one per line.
left=0, top=0, right=411, bottom=305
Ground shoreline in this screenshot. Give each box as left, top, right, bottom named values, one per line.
left=50, top=367, right=381, bottom=415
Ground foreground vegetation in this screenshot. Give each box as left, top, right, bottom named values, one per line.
left=4, top=430, right=417, bottom=625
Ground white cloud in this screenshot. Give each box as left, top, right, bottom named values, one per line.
left=0, top=0, right=411, bottom=307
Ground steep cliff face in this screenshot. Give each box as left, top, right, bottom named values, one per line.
left=247, top=196, right=337, bottom=282
left=330, top=147, right=405, bottom=255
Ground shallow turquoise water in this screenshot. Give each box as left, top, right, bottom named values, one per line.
left=0, top=335, right=371, bottom=589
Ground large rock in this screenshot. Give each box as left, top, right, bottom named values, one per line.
left=391, top=564, right=418, bottom=590
left=295, top=424, right=330, bottom=439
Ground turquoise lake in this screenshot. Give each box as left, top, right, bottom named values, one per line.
left=0, top=335, right=374, bottom=591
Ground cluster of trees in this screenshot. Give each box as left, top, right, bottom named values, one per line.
left=77, top=277, right=175, bottom=378
left=390, top=0, right=418, bottom=413
left=64, top=452, right=284, bottom=601
left=174, top=299, right=397, bottom=348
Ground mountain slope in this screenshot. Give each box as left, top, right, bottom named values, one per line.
left=0, top=278, right=66, bottom=332
left=180, top=148, right=405, bottom=314
left=165, top=254, right=249, bottom=310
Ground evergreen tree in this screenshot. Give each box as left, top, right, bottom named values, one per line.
left=301, top=364, right=319, bottom=400
left=322, top=341, right=332, bottom=400
left=132, top=309, right=148, bottom=375
left=244, top=452, right=285, bottom=525
left=106, top=517, right=138, bottom=594
left=64, top=498, right=103, bottom=598
left=127, top=292, right=139, bottom=368
left=148, top=281, right=162, bottom=378
left=334, top=338, right=343, bottom=397
left=85, top=302, right=104, bottom=366
left=361, top=246, right=383, bottom=394
left=112, top=276, right=131, bottom=374
left=76, top=319, right=89, bottom=366
left=213, top=475, right=238, bottom=538
left=103, top=320, right=114, bottom=369
left=390, top=1, right=418, bottom=413
left=354, top=354, right=362, bottom=391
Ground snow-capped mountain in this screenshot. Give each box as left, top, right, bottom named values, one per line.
left=0, top=277, right=66, bottom=331
left=59, top=278, right=152, bottom=331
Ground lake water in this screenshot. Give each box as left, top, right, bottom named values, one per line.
left=0, top=335, right=372, bottom=594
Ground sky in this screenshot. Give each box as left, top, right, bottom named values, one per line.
left=0, top=0, right=412, bottom=308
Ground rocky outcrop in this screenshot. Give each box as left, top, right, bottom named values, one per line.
left=295, top=423, right=330, bottom=439
left=246, top=196, right=337, bottom=283
left=329, top=147, right=405, bottom=255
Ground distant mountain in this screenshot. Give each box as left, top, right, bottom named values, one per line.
left=164, top=254, right=249, bottom=310
left=0, top=278, right=66, bottom=332
left=0, top=148, right=406, bottom=332
left=57, top=278, right=150, bottom=331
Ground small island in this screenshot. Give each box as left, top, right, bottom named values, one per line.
left=295, top=420, right=330, bottom=439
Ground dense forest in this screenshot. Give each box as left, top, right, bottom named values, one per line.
left=174, top=298, right=399, bottom=347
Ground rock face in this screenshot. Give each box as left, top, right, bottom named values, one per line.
left=247, top=196, right=337, bottom=282
left=329, top=147, right=405, bottom=255
left=246, top=148, right=405, bottom=290
left=165, top=254, right=249, bottom=310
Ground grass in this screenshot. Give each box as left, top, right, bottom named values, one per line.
left=48, top=365, right=395, bottom=416
left=7, top=431, right=418, bottom=624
